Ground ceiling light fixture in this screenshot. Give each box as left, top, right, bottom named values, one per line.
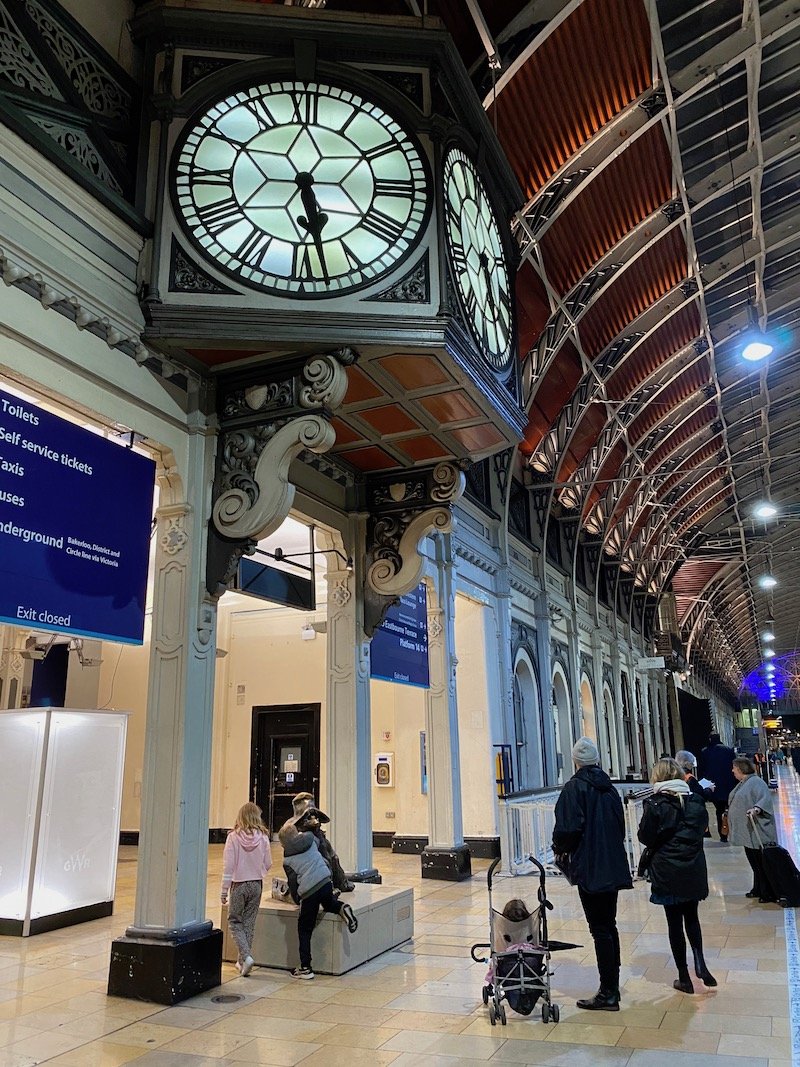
left=762, top=630, right=775, bottom=642
left=764, top=648, right=775, bottom=658
left=753, top=501, right=778, bottom=521
left=759, top=574, right=778, bottom=590
left=740, top=303, right=774, bottom=362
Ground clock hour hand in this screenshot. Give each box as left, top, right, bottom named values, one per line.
left=295, top=171, right=330, bottom=285
left=478, top=251, right=496, bottom=312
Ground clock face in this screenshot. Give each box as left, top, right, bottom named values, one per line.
left=442, top=147, right=513, bottom=370
left=172, top=80, right=431, bottom=297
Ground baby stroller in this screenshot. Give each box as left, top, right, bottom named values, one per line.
left=471, top=855, right=576, bottom=1026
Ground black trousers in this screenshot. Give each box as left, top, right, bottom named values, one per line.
left=298, top=881, right=342, bottom=968
left=744, top=846, right=775, bottom=899
left=578, top=888, right=620, bottom=992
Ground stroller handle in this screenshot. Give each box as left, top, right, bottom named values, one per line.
left=487, top=854, right=546, bottom=891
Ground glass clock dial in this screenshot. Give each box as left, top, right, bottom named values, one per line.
left=172, top=80, right=430, bottom=297
left=443, top=147, right=513, bottom=370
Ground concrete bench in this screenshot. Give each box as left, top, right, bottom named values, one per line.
left=222, top=883, right=414, bottom=975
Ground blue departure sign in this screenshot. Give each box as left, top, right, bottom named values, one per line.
left=0, top=387, right=155, bottom=643
left=370, top=583, right=429, bottom=688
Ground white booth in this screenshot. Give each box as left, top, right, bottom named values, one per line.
left=0, top=707, right=128, bottom=936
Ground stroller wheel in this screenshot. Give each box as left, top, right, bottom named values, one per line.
left=551, top=1003, right=560, bottom=1023
left=499, top=1004, right=507, bottom=1026
left=489, top=1003, right=497, bottom=1026
left=482, top=985, right=490, bottom=1005
left=541, top=1002, right=551, bottom=1024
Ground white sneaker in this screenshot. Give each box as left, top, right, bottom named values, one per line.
left=241, top=955, right=254, bottom=977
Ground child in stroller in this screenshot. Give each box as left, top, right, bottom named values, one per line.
left=472, top=857, right=573, bottom=1025
left=484, top=898, right=546, bottom=1017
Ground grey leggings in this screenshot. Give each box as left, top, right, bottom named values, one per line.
left=228, top=880, right=262, bottom=963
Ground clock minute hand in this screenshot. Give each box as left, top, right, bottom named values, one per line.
left=295, top=172, right=330, bottom=285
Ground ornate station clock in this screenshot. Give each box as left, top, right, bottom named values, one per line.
left=442, top=145, right=513, bottom=371
left=172, top=79, right=431, bottom=297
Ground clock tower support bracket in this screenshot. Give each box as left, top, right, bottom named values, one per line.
left=363, top=461, right=466, bottom=637
left=206, top=348, right=355, bottom=598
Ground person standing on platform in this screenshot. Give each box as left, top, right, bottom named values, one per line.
left=727, top=756, right=778, bottom=903
left=698, top=733, right=737, bottom=841
left=552, top=737, right=632, bottom=1012
left=220, top=802, right=273, bottom=976
left=638, top=758, right=716, bottom=993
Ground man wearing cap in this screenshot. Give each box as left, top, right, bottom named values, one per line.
left=290, top=793, right=355, bottom=893
left=279, top=796, right=359, bottom=980
left=552, top=737, right=632, bottom=1011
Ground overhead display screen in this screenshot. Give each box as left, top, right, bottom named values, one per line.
left=370, top=583, right=429, bottom=689
left=0, top=387, right=155, bottom=644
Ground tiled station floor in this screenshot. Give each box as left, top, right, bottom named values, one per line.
left=1, top=781, right=797, bottom=1067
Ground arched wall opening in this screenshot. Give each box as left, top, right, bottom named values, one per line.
left=601, top=683, right=617, bottom=776
left=513, top=650, right=546, bottom=789
left=551, top=664, right=572, bottom=784
left=580, top=676, right=596, bottom=742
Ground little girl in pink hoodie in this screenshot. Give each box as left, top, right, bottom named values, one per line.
left=220, top=803, right=272, bottom=975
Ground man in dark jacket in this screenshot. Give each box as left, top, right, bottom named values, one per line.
left=552, top=737, right=632, bottom=1012
left=698, top=733, right=736, bottom=841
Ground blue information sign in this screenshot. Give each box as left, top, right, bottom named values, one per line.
left=0, top=387, right=156, bottom=644
left=370, top=583, right=429, bottom=688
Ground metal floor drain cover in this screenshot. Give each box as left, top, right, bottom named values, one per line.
left=211, top=994, right=243, bottom=1003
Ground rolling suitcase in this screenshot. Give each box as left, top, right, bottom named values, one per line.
left=749, top=812, right=800, bottom=907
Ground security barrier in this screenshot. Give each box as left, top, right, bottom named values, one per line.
left=497, top=784, right=651, bottom=879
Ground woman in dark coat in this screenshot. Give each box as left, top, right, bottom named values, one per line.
left=638, top=757, right=715, bottom=994
left=553, top=737, right=633, bottom=1012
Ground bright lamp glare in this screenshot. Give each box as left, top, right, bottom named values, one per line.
left=764, top=648, right=775, bottom=658
left=742, top=339, right=774, bottom=362
left=759, top=575, right=778, bottom=590
left=762, top=630, right=775, bottom=642
left=754, top=502, right=778, bottom=520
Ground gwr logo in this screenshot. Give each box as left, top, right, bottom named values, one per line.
left=64, top=851, right=90, bottom=873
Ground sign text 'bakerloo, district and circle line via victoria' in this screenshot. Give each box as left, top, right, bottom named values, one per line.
left=0, top=387, right=156, bottom=644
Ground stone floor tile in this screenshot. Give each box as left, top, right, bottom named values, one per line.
left=293, top=1046, right=399, bottom=1066
left=42, top=1040, right=149, bottom=1066
left=541, top=1021, right=625, bottom=1045
left=487, top=1039, right=633, bottom=1065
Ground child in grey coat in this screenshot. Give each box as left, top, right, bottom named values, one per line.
left=279, top=808, right=358, bottom=979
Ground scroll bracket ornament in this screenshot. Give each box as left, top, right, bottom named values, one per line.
left=206, top=351, right=351, bottom=597
left=363, top=461, right=465, bottom=635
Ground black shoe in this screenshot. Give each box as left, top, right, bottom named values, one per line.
left=759, top=896, right=777, bottom=904
left=340, top=903, right=358, bottom=932
left=719, top=836, right=728, bottom=843
left=745, top=890, right=759, bottom=898
left=576, top=989, right=620, bottom=1011
left=673, top=978, right=694, bottom=994
left=291, top=967, right=315, bottom=980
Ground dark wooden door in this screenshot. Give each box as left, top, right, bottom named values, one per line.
left=251, top=704, right=320, bottom=835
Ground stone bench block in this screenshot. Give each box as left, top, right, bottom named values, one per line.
left=222, top=883, right=413, bottom=975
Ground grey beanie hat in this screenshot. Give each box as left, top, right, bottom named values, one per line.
left=572, top=736, right=600, bottom=766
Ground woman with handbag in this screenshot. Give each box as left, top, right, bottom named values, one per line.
left=638, top=758, right=715, bottom=993
left=727, top=756, right=778, bottom=903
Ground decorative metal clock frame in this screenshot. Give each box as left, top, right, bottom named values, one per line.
left=171, top=78, right=432, bottom=298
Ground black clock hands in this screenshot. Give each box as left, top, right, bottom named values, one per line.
left=478, top=251, right=496, bottom=312
left=295, top=171, right=330, bottom=285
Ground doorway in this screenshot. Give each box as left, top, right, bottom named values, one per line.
left=250, top=703, right=321, bottom=835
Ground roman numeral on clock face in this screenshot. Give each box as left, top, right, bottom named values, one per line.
left=373, top=178, right=414, bottom=199
left=361, top=209, right=404, bottom=243
left=290, top=91, right=319, bottom=126
left=293, top=242, right=319, bottom=280
left=197, top=197, right=242, bottom=235
left=244, top=97, right=278, bottom=133
left=234, top=228, right=273, bottom=266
